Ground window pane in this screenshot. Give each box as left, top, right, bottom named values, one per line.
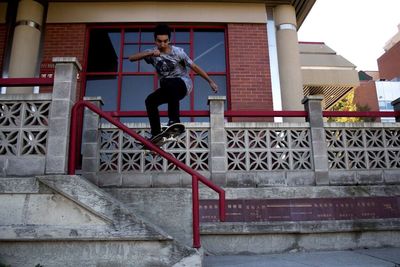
left=85, top=76, right=118, bottom=111
left=194, top=31, right=225, bottom=72
left=123, top=59, right=137, bottom=72
left=139, top=44, right=155, bottom=72
left=87, top=29, right=120, bottom=72
left=141, top=30, right=154, bottom=43
left=180, top=92, right=191, bottom=111
left=125, top=30, right=139, bottom=43
left=121, top=76, right=153, bottom=111
left=123, top=45, right=139, bottom=72
left=180, top=44, right=190, bottom=57
left=194, top=75, right=226, bottom=110
left=174, top=30, right=190, bottom=43
left=124, top=44, right=139, bottom=57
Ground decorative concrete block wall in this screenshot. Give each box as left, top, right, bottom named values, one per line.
left=84, top=96, right=400, bottom=187
left=0, top=57, right=81, bottom=177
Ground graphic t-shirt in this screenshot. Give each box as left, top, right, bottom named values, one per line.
left=144, top=45, right=193, bottom=94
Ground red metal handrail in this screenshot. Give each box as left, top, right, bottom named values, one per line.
left=106, top=110, right=309, bottom=118
left=323, top=110, right=400, bottom=118
left=0, top=77, right=54, bottom=86
left=101, top=110, right=400, bottom=119
left=225, top=110, right=308, bottom=117
left=68, top=100, right=226, bottom=248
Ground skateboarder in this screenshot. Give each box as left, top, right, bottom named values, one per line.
left=128, top=24, right=218, bottom=141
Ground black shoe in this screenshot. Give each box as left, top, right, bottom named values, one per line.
left=168, top=120, right=180, bottom=126
left=148, top=132, right=161, bottom=142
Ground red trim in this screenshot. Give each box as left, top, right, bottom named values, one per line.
left=225, top=110, right=308, bottom=118
left=0, top=78, right=54, bottom=86
left=189, top=28, right=195, bottom=122
left=107, top=110, right=209, bottom=117
left=69, top=100, right=226, bottom=248
left=117, top=28, right=124, bottom=112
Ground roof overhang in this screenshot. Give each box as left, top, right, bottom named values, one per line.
left=43, top=0, right=316, bottom=28
left=300, top=42, right=360, bottom=109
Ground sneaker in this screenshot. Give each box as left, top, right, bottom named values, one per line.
left=168, top=120, right=180, bottom=126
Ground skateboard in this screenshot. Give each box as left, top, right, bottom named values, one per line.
left=141, top=123, right=185, bottom=153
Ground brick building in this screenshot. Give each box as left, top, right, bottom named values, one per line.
left=354, top=24, right=400, bottom=122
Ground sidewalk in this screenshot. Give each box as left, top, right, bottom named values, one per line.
left=203, top=247, right=400, bottom=267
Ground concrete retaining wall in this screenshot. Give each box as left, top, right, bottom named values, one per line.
left=0, top=176, right=200, bottom=267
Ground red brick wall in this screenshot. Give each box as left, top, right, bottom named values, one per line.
left=354, top=81, right=379, bottom=111
left=377, top=41, right=400, bottom=81
left=354, top=80, right=380, bottom=122
left=41, top=23, right=86, bottom=96
left=0, top=24, right=8, bottom=75
left=227, top=23, right=273, bottom=121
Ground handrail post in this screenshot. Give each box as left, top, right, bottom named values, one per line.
left=46, top=57, right=81, bottom=174
left=192, top=175, right=201, bottom=248
left=302, top=95, right=329, bottom=185
left=81, top=96, right=104, bottom=184
left=208, top=96, right=227, bottom=186
left=219, top=190, right=226, bottom=222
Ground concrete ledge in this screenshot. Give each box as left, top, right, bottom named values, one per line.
left=2, top=157, right=46, bottom=177
left=201, top=231, right=400, bottom=255
left=199, top=185, right=400, bottom=199
left=0, top=240, right=200, bottom=267
left=0, top=93, right=52, bottom=101
left=201, top=219, right=400, bottom=235
left=0, top=177, right=39, bottom=193
left=0, top=225, right=168, bottom=241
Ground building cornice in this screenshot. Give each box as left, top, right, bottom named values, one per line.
left=42, top=0, right=316, bottom=28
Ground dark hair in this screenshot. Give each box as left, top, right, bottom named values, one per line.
left=154, top=24, right=171, bottom=40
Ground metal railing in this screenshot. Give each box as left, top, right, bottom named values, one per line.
left=0, top=77, right=54, bottom=87
left=68, top=100, right=226, bottom=248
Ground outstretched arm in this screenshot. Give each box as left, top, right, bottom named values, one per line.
left=190, top=63, right=218, bottom=93
left=128, top=49, right=160, bottom=62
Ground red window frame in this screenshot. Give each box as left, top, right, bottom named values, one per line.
left=80, top=24, right=231, bottom=120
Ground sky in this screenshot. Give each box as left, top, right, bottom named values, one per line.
left=297, top=0, right=400, bottom=71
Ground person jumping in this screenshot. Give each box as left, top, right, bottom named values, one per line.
left=128, top=24, right=218, bottom=141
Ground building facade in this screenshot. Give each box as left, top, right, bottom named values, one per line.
left=354, top=24, right=400, bottom=122
left=2, top=2, right=400, bottom=266
left=0, top=0, right=318, bottom=123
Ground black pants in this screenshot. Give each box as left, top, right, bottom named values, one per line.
left=145, top=78, right=187, bottom=136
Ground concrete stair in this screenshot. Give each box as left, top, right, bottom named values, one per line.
left=105, top=185, right=400, bottom=256
left=0, top=176, right=201, bottom=267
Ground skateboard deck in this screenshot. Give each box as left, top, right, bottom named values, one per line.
left=141, top=123, right=185, bottom=153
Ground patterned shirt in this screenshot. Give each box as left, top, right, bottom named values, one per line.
left=144, top=45, right=193, bottom=94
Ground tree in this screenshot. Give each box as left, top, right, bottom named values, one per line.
left=327, top=90, right=364, bottom=122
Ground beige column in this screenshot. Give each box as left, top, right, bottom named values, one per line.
left=7, top=0, right=43, bottom=94
left=274, top=5, right=303, bottom=120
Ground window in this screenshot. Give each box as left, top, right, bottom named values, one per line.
left=83, top=25, right=228, bottom=123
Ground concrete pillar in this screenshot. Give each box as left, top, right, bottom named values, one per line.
left=7, top=0, right=44, bottom=94
left=81, top=96, right=103, bottom=185
left=45, top=57, right=81, bottom=174
left=392, top=97, right=400, bottom=122
left=208, top=96, right=227, bottom=186
left=274, top=5, right=304, bottom=120
left=302, top=95, right=329, bottom=185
